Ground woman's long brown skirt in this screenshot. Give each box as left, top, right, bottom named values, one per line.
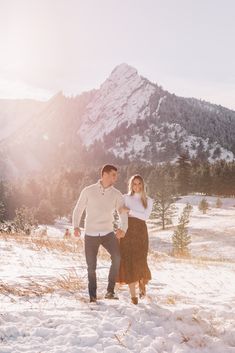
left=117, top=217, right=151, bottom=284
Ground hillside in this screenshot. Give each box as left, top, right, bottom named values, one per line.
left=0, top=64, right=235, bottom=178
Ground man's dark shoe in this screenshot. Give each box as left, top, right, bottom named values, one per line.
left=104, top=291, right=119, bottom=300
left=89, top=296, right=97, bottom=303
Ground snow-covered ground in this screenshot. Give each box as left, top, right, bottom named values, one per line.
left=0, top=195, right=235, bottom=353
left=149, top=195, right=235, bottom=261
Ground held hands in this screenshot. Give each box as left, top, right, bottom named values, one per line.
left=74, top=228, right=81, bottom=237
left=116, top=228, right=125, bottom=239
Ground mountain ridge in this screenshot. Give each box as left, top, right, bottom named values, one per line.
left=0, top=63, right=234, bottom=178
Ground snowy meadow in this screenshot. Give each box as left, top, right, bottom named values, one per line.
left=0, top=195, right=235, bottom=353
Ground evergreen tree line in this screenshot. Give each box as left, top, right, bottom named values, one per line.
left=0, top=157, right=235, bottom=226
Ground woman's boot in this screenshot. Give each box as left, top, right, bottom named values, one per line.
left=131, top=297, right=138, bottom=305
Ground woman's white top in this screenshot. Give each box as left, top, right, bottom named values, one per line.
left=124, top=193, right=153, bottom=221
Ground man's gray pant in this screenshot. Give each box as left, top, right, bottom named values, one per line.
left=84, top=232, right=120, bottom=299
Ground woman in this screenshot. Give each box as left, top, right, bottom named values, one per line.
left=118, top=175, right=153, bottom=304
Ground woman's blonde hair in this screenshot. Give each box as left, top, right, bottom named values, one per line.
left=128, top=174, right=148, bottom=208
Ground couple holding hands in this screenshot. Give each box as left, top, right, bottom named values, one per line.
left=72, top=164, right=153, bottom=304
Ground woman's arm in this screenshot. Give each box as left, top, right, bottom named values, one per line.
left=129, top=198, right=153, bottom=221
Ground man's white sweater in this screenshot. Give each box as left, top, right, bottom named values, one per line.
left=72, top=181, right=128, bottom=235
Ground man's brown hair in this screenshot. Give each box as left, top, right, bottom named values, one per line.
left=101, top=164, right=117, bottom=176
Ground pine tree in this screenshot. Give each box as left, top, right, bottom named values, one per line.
left=198, top=198, right=209, bottom=214
left=0, top=180, right=7, bottom=222
left=23, top=178, right=42, bottom=208
left=215, top=197, right=222, bottom=208
left=0, top=201, right=5, bottom=222
left=148, top=168, right=176, bottom=230
left=13, top=206, right=38, bottom=234
left=176, top=152, right=191, bottom=195
left=36, top=199, right=56, bottom=224
left=151, top=194, right=176, bottom=230
left=50, top=182, right=66, bottom=218
left=200, top=163, right=212, bottom=195
left=172, top=203, right=193, bottom=256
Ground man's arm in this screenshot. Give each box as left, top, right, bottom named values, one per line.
left=115, top=192, right=128, bottom=237
left=72, top=188, right=88, bottom=236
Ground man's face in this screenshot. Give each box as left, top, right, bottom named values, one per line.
left=103, top=170, right=118, bottom=186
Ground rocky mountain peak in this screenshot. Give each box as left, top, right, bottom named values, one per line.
left=79, top=64, right=156, bottom=145
left=108, top=63, right=138, bottom=83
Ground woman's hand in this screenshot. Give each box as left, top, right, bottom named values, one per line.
left=116, top=229, right=125, bottom=239
left=119, top=206, right=130, bottom=214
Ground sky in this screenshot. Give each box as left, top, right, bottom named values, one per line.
left=0, top=0, right=235, bottom=110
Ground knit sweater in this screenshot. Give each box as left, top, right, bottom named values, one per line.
left=72, top=181, right=128, bottom=235
left=124, top=193, right=153, bottom=221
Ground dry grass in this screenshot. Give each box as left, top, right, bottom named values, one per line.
left=170, top=255, right=235, bottom=267
left=165, top=295, right=177, bottom=305
left=31, top=236, right=83, bottom=254
left=148, top=247, right=235, bottom=266
left=190, top=255, right=235, bottom=264
left=0, top=280, right=54, bottom=300
left=0, top=269, right=85, bottom=300
left=54, top=269, right=85, bottom=292
left=149, top=249, right=171, bottom=262
left=114, top=321, right=132, bottom=348
left=98, top=246, right=112, bottom=261
left=180, top=333, right=190, bottom=343
left=0, top=232, right=86, bottom=300
left=0, top=232, right=84, bottom=254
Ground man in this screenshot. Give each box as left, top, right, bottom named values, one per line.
left=73, top=164, right=128, bottom=303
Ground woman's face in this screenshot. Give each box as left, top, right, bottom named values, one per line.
left=132, top=178, right=142, bottom=193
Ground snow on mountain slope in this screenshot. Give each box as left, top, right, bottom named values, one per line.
left=79, top=63, right=157, bottom=145
left=110, top=121, right=234, bottom=163
left=111, top=133, right=150, bottom=161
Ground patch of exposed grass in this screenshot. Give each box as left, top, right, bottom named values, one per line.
left=172, top=255, right=235, bottom=266
left=148, top=247, right=235, bottom=265
left=165, top=295, right=177, bottom=305
left=0, top=232, right=84, bottom=254
left=149, top=249, right=171, bottom=262
left=0, top=269, right=85, bottom=300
